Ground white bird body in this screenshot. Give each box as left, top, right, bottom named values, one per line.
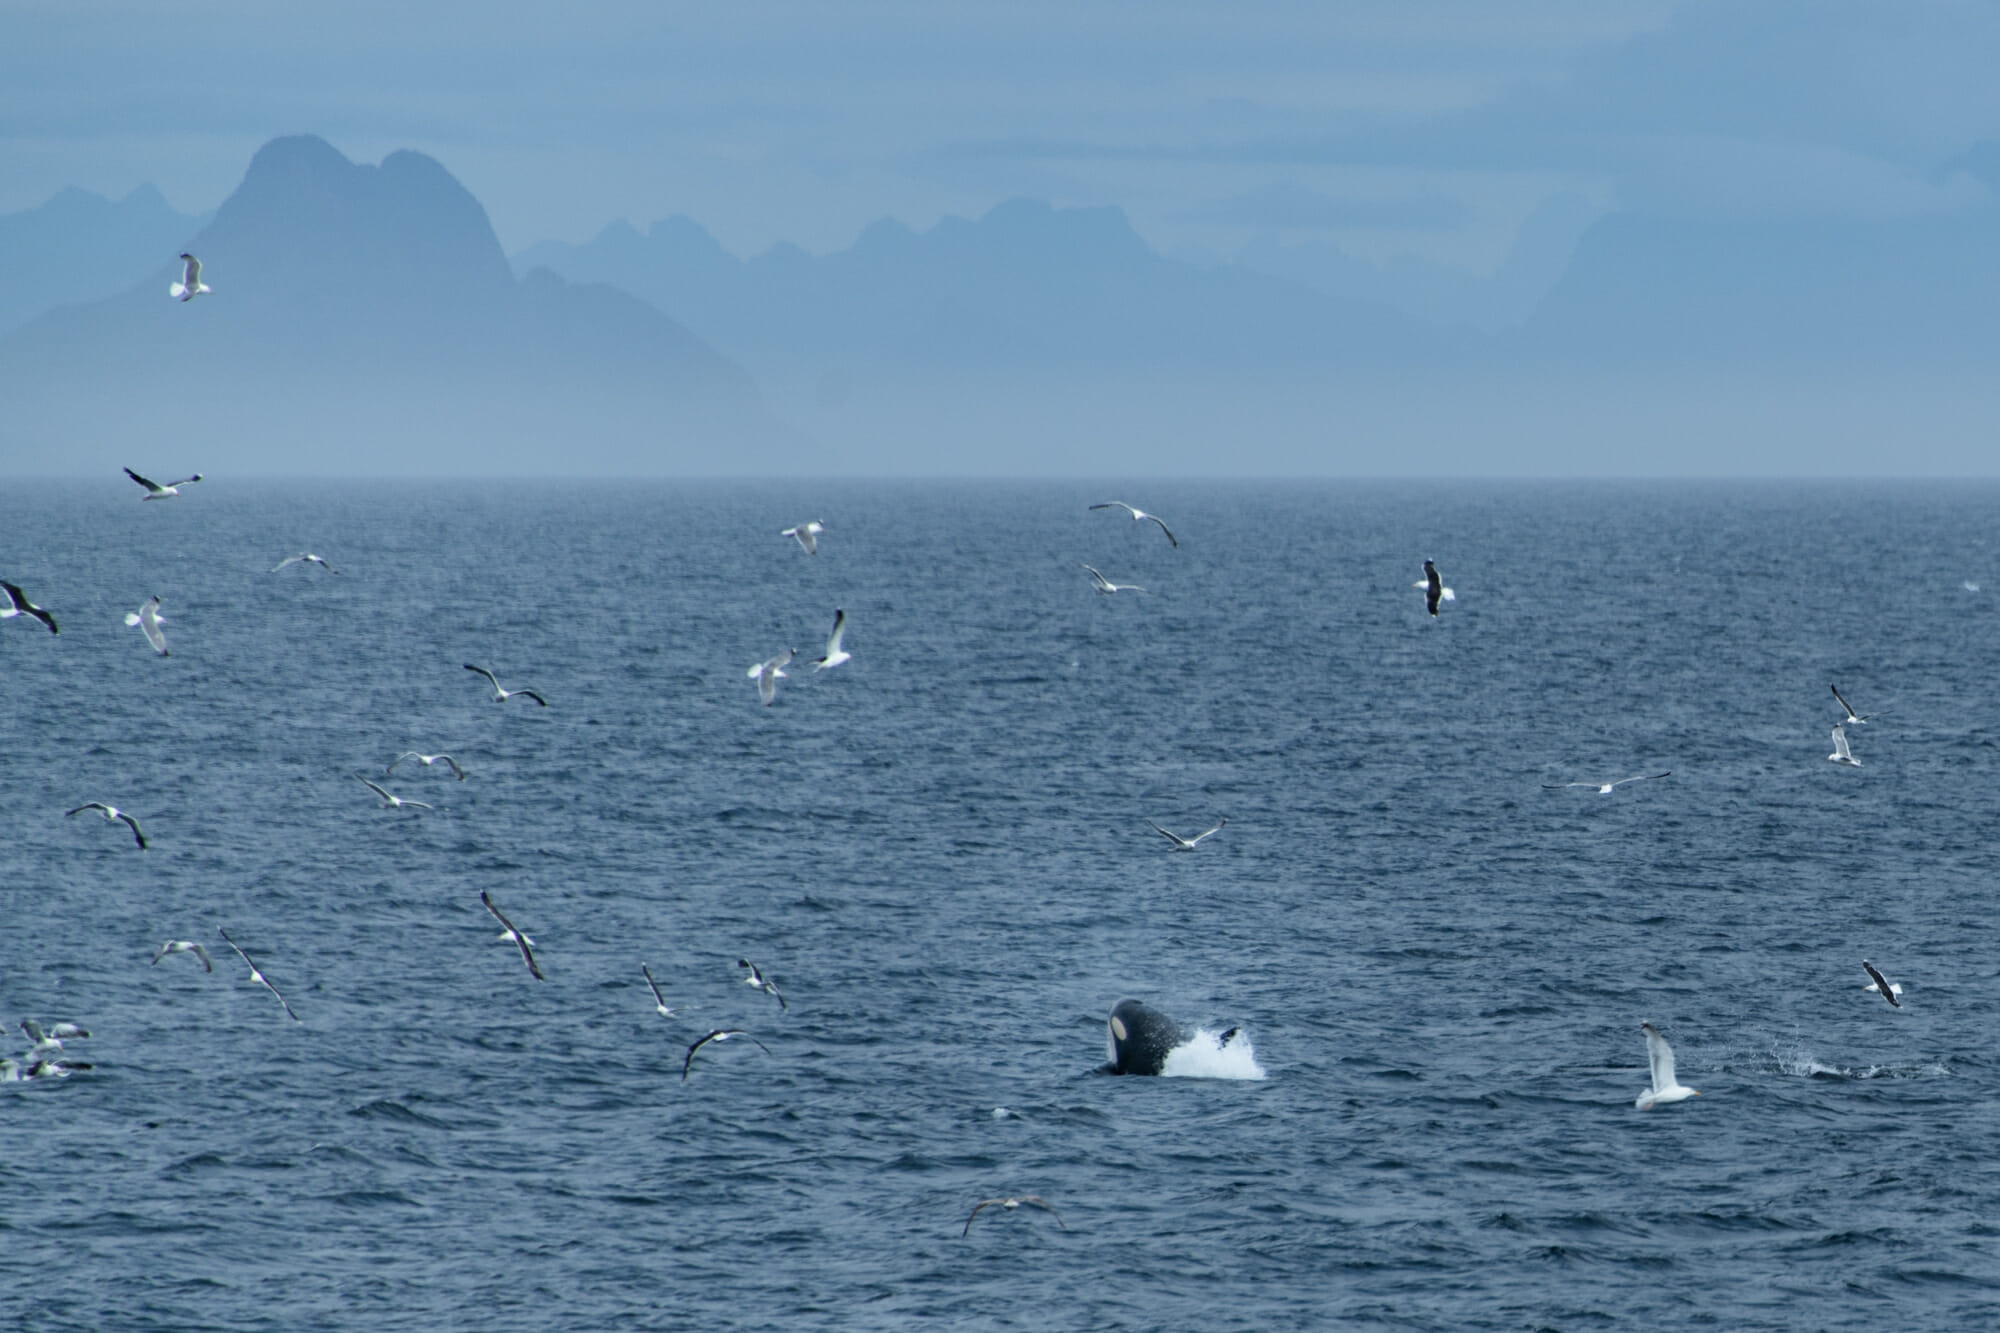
left=1828, top=725, right=1861, bottom=767
left=1635, top=1022, right=1700, bottom=1109
left=1147, top=818, right=1227, bottom=851
left=738, top=958, right=787, bottom=1010
left=124, top=467, right=202, bottom=499
left=782, top=520, right=825, bottom=554
left=388, top=752, right=467, bottom=781
left=354, top=775, right=432, bottom=811
left=124, top=595, right=169, bottom=655
left=1089, top=501, right=1178, bottom=547
left=749, top=649, right=794, bottom=705
left=812, top=610, right=851, bottom=671
left=153, top=940, right=213, bottom=972
left=1082, top=564, right=1146, bottom=595
left=169, top=253, right=211, bottom=301
left=273, top=553, right=337, bottom=573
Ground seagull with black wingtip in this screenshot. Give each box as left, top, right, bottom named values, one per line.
left=481, top=892, right=544, bottom=980
left=1088, top=501, right=1177, bottom=547
left=66, top=802, right=148, bottom=849
left=738, top=958, right=787, bottom=1010
left=219, top=928, right=302, bottom=1021
left=682, top=1029, right=773, bottom=1080
left=0, top=580, right=58, bottom=634
left=464, top=663, right=548, bottom=706
left=963, top=1196, right=1066, bottom=1237
left=124, top=466, right=202, bottom=498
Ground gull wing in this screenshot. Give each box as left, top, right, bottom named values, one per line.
left=1642, top=1022, right=1677, bottom=1094
left=642, top=964, right=671, bottom=1013
left=1861, top=960, right=1901, bottom=1008
left=1831, top=726, right=1854, bottom=761
left=1147, top=514, right=1178, bottom=547
left=1144, top=820, right=1186, bottom=846
left=114, top=810, right=148, bottom=848
left=1189, top=818, right=1228, bottom=844
left=124, top=467, right=164, bottom=494
left=824, top=609, right=846, bottom=656
left=480, top=892, right=544, bottom=980
left=0, top=581, right=58, bottom=633
left=355, top=775, right=396, bottom=802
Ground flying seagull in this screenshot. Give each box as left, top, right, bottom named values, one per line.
left=354, top=775, right=432, bottom=811
left=19, top=1020, right=84, bottom=1056
left=480, top=891, right=544, bottom=981
left=1147, top=817, right=1227, bottom=851
left=1635, top=1021, right=1700, bottom=1109
left=748, top=649, right=794, bottom=706
left=1831, top=685, right=1881, bottom=726
left=738, top=958, right=787, bottom=1010
left=65, top=802, right=148, bottom=849
left=811, top=609, right=851, bottom=671
left=641, top=964, right=679, bottom=1019
left=169, top=252, right=210, bottom=301
left=1082, top=563, right=1146, bottom=595
left=219, top=928, right=301, bottom=1022
left=388, top=752, right=467, bottom=781
left=152, top=940, right=213, bottom=972
left=1417, top=559, right=1455, bottom=617
left=0, top=580, right=59, bottom=634
left=124, top=595, right=169, bottom=655
left=1828, top=725, right=1861, bottom=768
left=1543, top=772, right=1673, bottom=794
left=124, top=467, right=202, bottom=499
left=963, top=1196, right=1067, bottom=1237
left=1861, top=960, right=1903, bottom=1008
left=464, top=663, right=547, bottom=706
left=1088, top=501, right=1177, bottom=547
left=682, top=1029, right=773, bottom=1080
left=782, top=520, right=825, bottom=555
left=272, top=553, right=337, bottom=574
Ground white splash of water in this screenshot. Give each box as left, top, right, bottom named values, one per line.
left=1160, top=1027, right=1267, bottom=1080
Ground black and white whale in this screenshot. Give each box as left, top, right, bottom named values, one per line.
left=1097, top=999, right=1241, bottom=1075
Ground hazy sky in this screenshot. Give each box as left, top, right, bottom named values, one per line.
left=6, top=1, right=1996, bottom=269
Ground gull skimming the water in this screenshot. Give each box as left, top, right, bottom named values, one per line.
left=153, top=940, right=213, bottom=972
left=738, top=958, right=787, bottom=1010
left=1082, top=564, right=1146, bottom=595
left=388, top=752, right=467, bottom=781
left=811, top=610, right=851, bottom=671
left=272, top=553, right=337, bottom=574
left=1543, top=772, right=1672, bottom=794
left=464, top=664, right=547, bottom=706
left=1831, top=685, right=1881, bottom=726
left=1088, top=501, right=1177, bottom=547
left=642, top=965, right=680, bottom=1019
left=66, top=802, right=148, bottom=849
left=782, top=520, right=825, bottom=555
left=1828, top=725, right=1861, bottom=767
left=1417, top=560, right=1455, bottom=617
left=169, top=252, right=210, bottom=301
left=1862, top=960, right=1903, bottom=1008
left=682, top=1029, right=773, bottom=1080
left=125, top=595, right=169, bottom=655
left=354, top=776, right=432, bottom=811
left=19, top=1021, right=86, bottom=1056
left=1147, top=818, right=1227, bottom=851
left=748, top=649, right=794, bottom=706
left=481, top=891, right=544, bottom=980
left=219, top=928, right=301, bottom=1022
left=0, top=580, right=59, bottom=634
left=963, top=1196, right=1067, bottom=1237
left=1635, top=1021, right=1700, bottom=1109
left=124, top=467, right=202, bottom=499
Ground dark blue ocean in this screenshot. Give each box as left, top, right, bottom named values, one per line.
left=5, top=478, right=2000, bottom=1330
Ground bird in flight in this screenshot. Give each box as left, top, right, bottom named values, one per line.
left=1082, top=564, right=1146, bottom=595
left=682, top=1029, right=773, bottom=1080
left=124, top=467, right=202, bottom=499
left=272, top=553, right=337, bottom=574
left=1827, top=725, right=1861, bottom=767
left=738, top=958, right=787, bottom=1010
left=1635, top=1021, right=1700, bottom=1109
left=1088, top=501, right=1177, bottom=547
left=1831, top=685, right=1881, bottom=726
left=169, top=252, right=211, bottom=301
left=153, top=940, right=213, bottom=972
left=782, top=520, right=826, bottom=555
left=124, top=595, right=169, bottom=655
left=1543, top=772, right=1672, bottom=794
left=811, top=610, right=851, bottom=671
left=1417, top=559, right=1454, bottom=617
left=748, top=649, right=794, bottom=706
left=0, top=580, right=59, bottom=634
left=1147, top=818, right=1227, bottom=851
left=388, top=752, right=467, bottom=781
left=481, top=891, right=544, bottom=980
left=963, top=1196, right=1067, bottom=1237
left=354, top=775, right=432, bottom=811
left=66, top=802, right=148, bottom=849
left=641, top=964, right=679, bottom=1019
left=1861, top=960, right=1903, bottom=1008
left=464, top=664, right=548, bottom=706
left=219, top=928, right=302, bottom=1022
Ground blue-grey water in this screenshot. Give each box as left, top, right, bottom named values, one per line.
left=5, top=478, right=2000, bottom=1331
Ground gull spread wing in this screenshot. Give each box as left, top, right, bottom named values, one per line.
left=1642, top=1022, right=1677, bottom=1094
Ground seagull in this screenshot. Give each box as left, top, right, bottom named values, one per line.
left=153, top=940, right=213, bottom=973
left=1635, top=1021, right=1700, bottom=1109
left=25, top=1059, right=92, bottom=1079
left=388, top=752, right=467, bottom=781
left=1417, top=559, right=1455, bottom=617
left=1082, top=564, right=1146, bottom=595
left=124, top=595, right=169, bottom=655
left=782, top=520, right=826, bottom=555
left=1543, top=772, right=1673, bottom=794
left=168, top=252, right=210, bottom=301
left=1862, top=960, right=1903, bottom=1008
left=963, top=1196, right=1067, bottom=1237
left=65, top=802, right=148, bottom=849
left=1147, top=818, right=1227, bottom=851
left=463, top=664, right=548, bottom=706
left=1828, top=725, right=1861, bottom=767
left=1089, top=501, right=1177, bottom=547
left=124, top=466, right=202, bottom=499
left=218, top=928, right=301, bottom=1022
left=19, top=1021, right=71, bottom=1056
left=811, top=610, right=851, bottom=671
left=748, top=649, right=794, bottom=706
left=682, top=1029, right=773, bottom=1080
left=0, top=580, right=59, bottom=634
left=354, top=775, right=432, bottom=811
left=1831, top=685, right=1882, bottom=726
left=738, top=958, right=787, bottom=1010
left=481, top=891, right=544, bottom=981
left=641, top=964, right=679, bottom=1019
left=272, top=553, right=338, bottom=574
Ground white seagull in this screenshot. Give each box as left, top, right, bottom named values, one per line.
left=1082, top=563, right=1146, bottom=595
left=272, top=553, right=338, bottom=574
left=682, top=1029, right=773, bottom=1080
left=811, top=610, right=851, bottom=671
left=354, top=775, right=432, bottom=811
left=1088, top=501, right=1177, bottom=547
left=1635, top=1021, right=1700, bottom=1109
left=738, top=958, right=787, bottom=1010
left=1862, top=960, right=1903, bottom=1008
left=782, top=520, right=825, bottom=555
left=124, top=466, right=202, bottom=499
left=65, top=802, right=148, bottom=849
left=153, top=940, right=213, bottom=973
left=1147, top=818, right=1227, bottom=851
left=0, top=580, right=59, bottom=634
left=641, top=964, right=679, bottom=1019
left=388, top=752, right=467, bottom=781
left=1416, top=559, right=1455, bottom=617
left=169, top=252, right=211, bottom=301
left=1831, top=685, right=1881, bottom=726
left=748, top=648, right=794, bottom=706
left=481, top=891, right=545, bottom=981
left=124, top=595, right=169, bottom=655
left=219, top=928, right=301, bottom=1022
left=19, top=1020, right=85, bottom=1056
left=464, top=663, right=547, bottom=706
left=1543, top=772, right=1672, bottom=794
left=1828, top=725, right=1861, bottom=767
left=964, top=1196, right=1067, bottom=1237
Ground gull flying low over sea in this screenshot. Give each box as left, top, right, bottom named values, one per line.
left=388, top=752, right=467, bottom=781
left=1088, top=501, right=1177, bottom=547
left=464, top=664, right=547, bottom=706
left=1082, top=564, right=1146, bottom=595
left=0, top=580, right=59, bottom=633
left=1828, top=725, right=1861, bottom=768
left=272, top=553, right=337, bottom=574
left=1831, top=685, right=1882, bottom=726
left=66, top=802, right=148, bottom=849
left=481, top=891, right=545, bottom=981
left=782, top=520, right=826, bottom=555
left=1635, top=1021, right=1700, bottom=1109
left=1543, top=772, right=1672, bottom=794
left=738, top=958, right=787, bottom=1010
left=642, top=965, right=679, bottom=1019
left=682, top=1029, right=773, bottom=1081
left=153, top=940, right=213, bottom=972
left=811, top=610, right=851, bottom=671
left=748, top=648, right=794, bottom=706
left=19, top=1020, right=87, bottom=1056
left=169, top=252, right=211, bottom=301
left=1147, top=818, right=1227, bottom=851
left=125, top=596, right=169, bottom=655
left=963, top=1196, right=1067, bottom=1237
left=1862, top=960, right=1904, bottom=1008
left=124, top=467, right=202, bottom=499
left=219, top=928, right=301, bottom=1022
left=354, top=775, right=432, bottom=811
left=1416, top=560, right=1455, bottom=617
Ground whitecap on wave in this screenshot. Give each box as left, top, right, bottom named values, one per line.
left=1160, top=1027, right=1267, bottom=1080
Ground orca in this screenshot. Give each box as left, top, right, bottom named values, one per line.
left=1098, top=999, right=1240, bottom=1075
